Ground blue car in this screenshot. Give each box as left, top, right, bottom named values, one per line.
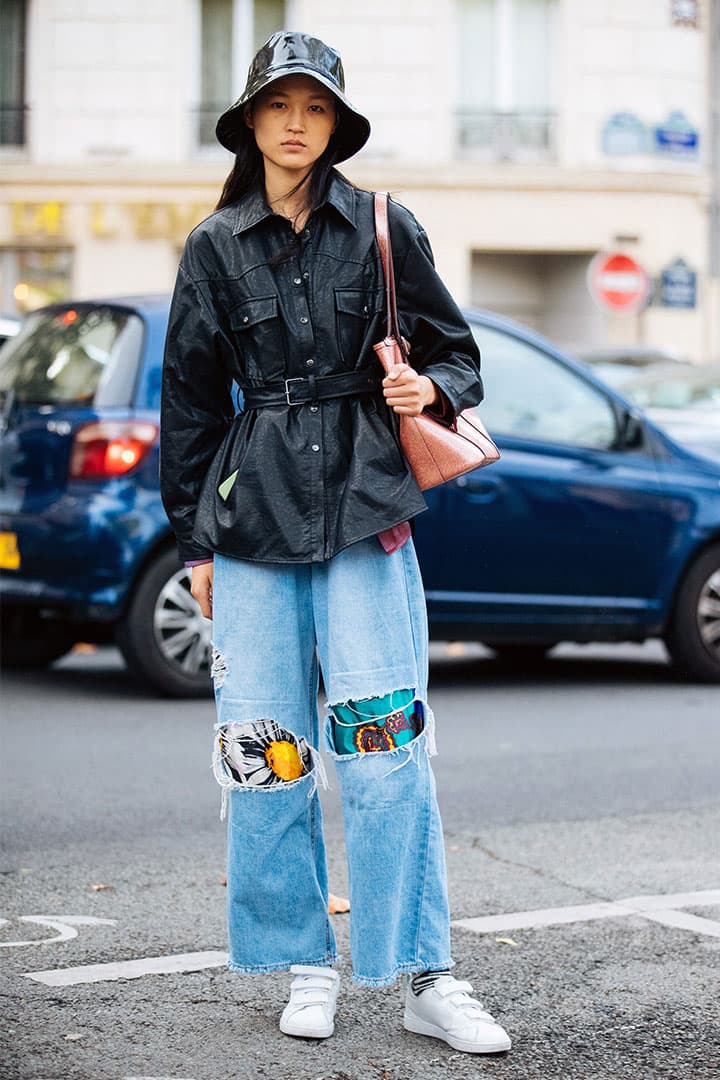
left=1, top=297, right=719, bottom=694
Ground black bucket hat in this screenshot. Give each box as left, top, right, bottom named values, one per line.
left=215, top=31, right=371, bottom=162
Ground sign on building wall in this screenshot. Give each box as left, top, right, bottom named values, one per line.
left=601, top=110, right=699, bottom=161
left=654, top=112, right=699, bottom=160
left=602, top=114, right=650, bottom=156
left=587, top=252, right=652, bottom=314
left=9, top=201, right=212, bottom=243
left=671, top=0, right=699, bottom=27
left=659, top=258, right=697, bottom=308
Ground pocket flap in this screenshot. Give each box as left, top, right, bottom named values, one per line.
left=229, top=295, right=278, bottom=329
left=334, top=288, right=382, bottom=318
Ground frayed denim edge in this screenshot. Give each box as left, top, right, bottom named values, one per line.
left=322, top=695, right=437, bottom=763
left=351, top=957, right=455, bottom=989
left=227, top=953, right=340, bottom=975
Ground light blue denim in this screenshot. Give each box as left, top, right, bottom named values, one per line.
left=210, top=536, right=453, bottom=987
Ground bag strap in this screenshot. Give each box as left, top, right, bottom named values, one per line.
left=374, top=192, right=405, bottom=352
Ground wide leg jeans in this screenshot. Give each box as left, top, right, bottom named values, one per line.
left=210, top=536, right=453, bottom=987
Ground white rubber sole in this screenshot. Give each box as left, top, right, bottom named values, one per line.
left=279, top=1015, right=334, bottom=1039
left=279, top=984, right=339, bottom=1040
left=404, top=1009, right=512, bottom=1054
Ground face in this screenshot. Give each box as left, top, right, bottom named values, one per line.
left=245, top=74, right=339, bottom=175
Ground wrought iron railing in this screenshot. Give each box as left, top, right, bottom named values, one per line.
left=457, top=109, right=557, bottom=162
left=193, top=104, right=230, bottom=148
left=0, top=104, right=28, bottom=146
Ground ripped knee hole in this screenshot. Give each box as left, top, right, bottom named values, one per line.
left=215, top=719, right=312, bottom=787
left=210, top=645, right=228, bottom=688
left=330, top=689, right=424, bottom=755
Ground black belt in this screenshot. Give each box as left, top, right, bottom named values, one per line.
left=242, top=371, right=380, bottom=408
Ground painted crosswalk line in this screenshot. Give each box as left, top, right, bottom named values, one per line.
left=452, top=888, right=720, bottom=937
left=23, top=950, right=229, bottom=986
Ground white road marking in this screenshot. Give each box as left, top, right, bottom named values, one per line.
left=0, top=915, right=117, bottom=948
left=22, top=950, right=228, bottom=986
left=454, top=900, right=627, bottom=933
left=19, top=889, right=720, bottom=988
left=452, top=888, right=720, bottom=936
left=640, top=909, right=720, bottom=938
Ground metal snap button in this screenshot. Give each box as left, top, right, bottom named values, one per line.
left=310, top=405, right=318, bottom=413
left=242, top=316, right=249, bottom=323
left=303, top=272, right=309, bottom=279
left=311, top=443, right=320, bottom=452
left=300, top=316, right=308, bottom=324
left=306, top=358, right=314, bottom=367
left=293, top=277, right=302, bottom=285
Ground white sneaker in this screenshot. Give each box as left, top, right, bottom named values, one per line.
left=403, top=975, right=512, bottom=1054
left=279, top=965, right=341, bottom=1039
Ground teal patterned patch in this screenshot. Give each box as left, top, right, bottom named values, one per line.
left=218, top=469, right=239, bottom=501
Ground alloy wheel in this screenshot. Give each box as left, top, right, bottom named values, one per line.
left=697, top=568, right=720, bottom=661
left=152, top=566, right=212, bottom=677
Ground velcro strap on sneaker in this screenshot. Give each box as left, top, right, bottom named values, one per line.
left=436, top=979, right=474, bottom=998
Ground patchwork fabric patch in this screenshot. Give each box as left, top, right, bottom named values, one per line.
left=219, top=719, right=312, bottom=786
left=332, top=690, right=423, bottom=755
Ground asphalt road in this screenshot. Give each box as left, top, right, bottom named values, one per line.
left=1, top=641, right=719, bottom=1080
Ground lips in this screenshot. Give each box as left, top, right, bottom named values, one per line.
left=282, top=140, right=306, bottom=147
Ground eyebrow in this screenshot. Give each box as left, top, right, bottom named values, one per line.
left=266, top=90, right=333, bottom=100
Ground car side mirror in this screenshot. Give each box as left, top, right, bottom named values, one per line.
left=618, top=408, right=645, bottom=450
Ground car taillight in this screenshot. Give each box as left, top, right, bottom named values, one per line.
left=69, top=421, right=158, bottom=479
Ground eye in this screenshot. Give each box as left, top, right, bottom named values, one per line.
left=269, top=100, right=287, bottom=109
left=309, top=104, right=325, bottom=113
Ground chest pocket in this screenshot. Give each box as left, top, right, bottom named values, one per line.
left=228, top=295, right=284, bottom=381
left=334, top=288, right=383, bottom=370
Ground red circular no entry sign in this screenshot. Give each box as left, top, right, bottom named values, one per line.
left=587, top=252, right=652, bottom=313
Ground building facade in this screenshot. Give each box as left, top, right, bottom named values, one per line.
left=0, top=0, right=716, bottom=360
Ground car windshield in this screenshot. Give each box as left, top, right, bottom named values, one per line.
left=0, top=306, right=144, bottom=407
left=620, top=364, right=720, bottom=412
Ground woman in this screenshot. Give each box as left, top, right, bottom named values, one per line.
left=160, top=30, right=511, bottom=1055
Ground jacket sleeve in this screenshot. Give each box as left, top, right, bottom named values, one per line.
left=394, top=221, right=483, bottom=423
left=160, top=263, right=235, bottom=562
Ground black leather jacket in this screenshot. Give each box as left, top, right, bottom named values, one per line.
left=160, top=170, right=483, bottom=563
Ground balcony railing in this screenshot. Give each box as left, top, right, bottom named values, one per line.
left=193, top=104, right=231, bottom=149
left=457, top=109, right=557, bottom=163
left=0, top=104, right=28, bottom=147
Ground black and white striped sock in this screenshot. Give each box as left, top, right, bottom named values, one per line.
left=410, top=968, right=452, bottom=996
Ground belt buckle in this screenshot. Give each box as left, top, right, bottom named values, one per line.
left=284, top=377, right=305, bottom=406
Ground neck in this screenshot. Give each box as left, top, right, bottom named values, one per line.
left=263, top=158, right=312, bottom=231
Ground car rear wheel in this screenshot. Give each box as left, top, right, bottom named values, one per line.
left=0, top=607, right=76, bottom=669
left=665, top=543, right=720, bottom=683
left=116, top=548, right=212, bottom=697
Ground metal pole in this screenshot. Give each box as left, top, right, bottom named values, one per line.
left=711, top=0, right=720, bottom=274
left=709, top=0, right=720, bottom=359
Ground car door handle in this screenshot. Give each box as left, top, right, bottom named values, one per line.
left=454, top=475, right=501, bottom=502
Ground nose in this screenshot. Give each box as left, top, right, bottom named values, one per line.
left=286, top=109, right=305, bottom=133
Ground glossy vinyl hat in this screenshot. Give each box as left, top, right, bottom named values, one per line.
left=215, top=31, right=371, bottom=162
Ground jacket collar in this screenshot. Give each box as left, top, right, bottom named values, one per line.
left=232, top=170, right=356, bottom=234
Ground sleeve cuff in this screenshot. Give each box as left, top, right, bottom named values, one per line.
left=423, top=383, right=454, bottom=425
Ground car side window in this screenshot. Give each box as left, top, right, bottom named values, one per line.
left=470, top=323, right=618, bottom=450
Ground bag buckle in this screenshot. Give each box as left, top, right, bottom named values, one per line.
left=284, top=377, right=306, bottom=405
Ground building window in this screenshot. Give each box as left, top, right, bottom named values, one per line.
left=0, top=0, right=28, bottom=147
left=0, top=248, right=73, bottom=316
left=197, top=0, right=286, bottom=148
left=456, top=0, right=557, bottom=162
